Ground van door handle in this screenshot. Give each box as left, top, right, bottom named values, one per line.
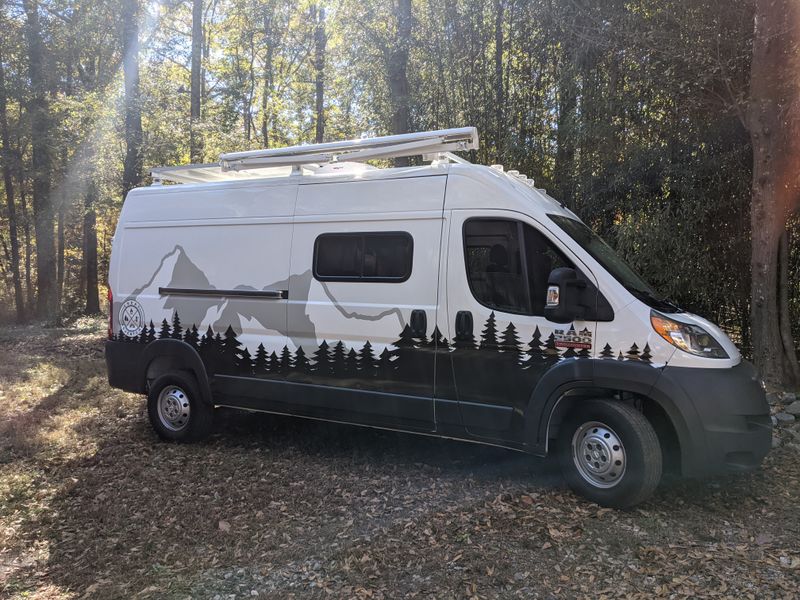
left=455, top=310, right=473, bottom=338
left=410, top=309, right=427, bottom=337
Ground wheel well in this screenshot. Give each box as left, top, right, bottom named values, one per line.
left=145, top=356, right=191, bottom=390
left=546, top=388, right=681, bottom=473
left=140, top=339, right=212, bottom=405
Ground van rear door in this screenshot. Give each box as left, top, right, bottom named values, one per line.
left=287, top=174, right=447, bottom=432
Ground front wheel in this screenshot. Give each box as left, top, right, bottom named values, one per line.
left=557, top=399, right=662, bottom=508
left=147, top=372, right=213, bottom=442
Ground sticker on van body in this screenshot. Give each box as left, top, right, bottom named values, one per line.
left=554, top=326, right=592, bottom=350
left=119, top=299, right=145, bottom=337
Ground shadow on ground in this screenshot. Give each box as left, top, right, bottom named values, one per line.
left=2, top=323, right=799, bottom=600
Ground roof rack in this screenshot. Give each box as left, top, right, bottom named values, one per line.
left=149, top=127, right=479, bottom=184
left=219, top=127, right=478, bottom=171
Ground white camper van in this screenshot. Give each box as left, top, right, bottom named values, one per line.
left=105, top=127, right=771, bottom=507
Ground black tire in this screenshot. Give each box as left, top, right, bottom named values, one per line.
left=557, top=399, right=662, bottom=508
left=147, top=372, right=213, bottom=442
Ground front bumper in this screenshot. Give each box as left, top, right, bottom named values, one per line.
left=657, top=360, right=772, bottom=477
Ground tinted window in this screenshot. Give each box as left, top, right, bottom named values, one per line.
left=314, top=232, right=413, bottom=282
left=463, top=219, right=573, bottom=315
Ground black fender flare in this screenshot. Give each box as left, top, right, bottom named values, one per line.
left=140, top=339, right=213, bottom=405
left=523, top=359, right=703, bottom=470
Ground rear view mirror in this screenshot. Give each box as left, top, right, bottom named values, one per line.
left=545, top=267, right=586, bottom=323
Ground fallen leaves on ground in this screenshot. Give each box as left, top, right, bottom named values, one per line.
left=1, top=320, right=799, bottom=599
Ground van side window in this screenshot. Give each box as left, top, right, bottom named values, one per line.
left=314, top=232, right=413, bottom=282
left=463, top=219, right=574, bottom=315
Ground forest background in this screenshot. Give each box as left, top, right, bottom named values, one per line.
left=0, top=0, right=798, bottom=388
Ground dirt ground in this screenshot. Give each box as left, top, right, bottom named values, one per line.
left=1, top=320, right=799, bottom=599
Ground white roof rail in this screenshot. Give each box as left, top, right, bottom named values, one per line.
left=219, top=127, right=478, bottom=171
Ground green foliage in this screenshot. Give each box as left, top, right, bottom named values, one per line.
left=0, top=0, right=796, bottom=361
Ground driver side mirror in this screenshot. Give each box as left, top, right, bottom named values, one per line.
left=545, top=267, right=587, bottom=324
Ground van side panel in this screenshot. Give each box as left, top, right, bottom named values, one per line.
left=276, top=175, right=447, bottom=430
left=109, top=182, right=296, bottom=386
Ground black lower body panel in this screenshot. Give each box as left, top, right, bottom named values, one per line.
left=214, top=374, right=435, bottom=433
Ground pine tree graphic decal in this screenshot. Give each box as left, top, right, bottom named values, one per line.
left=267, top=351, right=280, bottom=373
left=480, top=311, right=499, bottom=351
left=200, top=325, right=214, bottom=348
left=221, top=325, right=243, bottom=373
left=159, top=319, right=171, bottom=339
left=500, top=322, right=522, bottom=363
left=626, top=343, right=641, bottom=361
left=294, top=346, right=311, bottom=374
left=170, top=312, right=183, bottom=339
left=253, top=343, right=269, bottom=375
left=312, top=340, right=333, bottom=376
left=238, top=347, right=253, bottom=375
left=378, top=347, right=393, bottom=378
left=279, top=346, right=293, bottom=374
left=358, top=340, right=377, bottom=375
left=524, top=326, right=544, bottom=367
left=392, top=324, right=417, bottom=378
left=139, top=321, right=155, bottom=344
left=599, top=343, right=614, bottom=359
left=331, top=341, right=347, bottom=377
left=184, top=324, right=199, bottom=349
left=544, top=332, right=560, bottom=365
left=640, top=343, right=653, bottom=363
left=345, top=348, right=358, bottom=378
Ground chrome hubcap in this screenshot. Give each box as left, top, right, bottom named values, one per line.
left=157, top=386, right=190, bottom=431
left=572, top=421, right=626, bottom=488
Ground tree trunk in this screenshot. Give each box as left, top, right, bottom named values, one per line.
left=56, top=39, right=74, bottom=310
left=19, top=181, right=34, bottom=310
left=190, top=0, right=204, bottom=163
left=313, top=4, right=326, bottom=144
left=748, top=0, right=800, bottom=388
left=555, top=46, right=577, bottom=208
left=83, top=179, right=100, bottom=315
left=122, top=0, right=143, bottom=199
left=56, top=191, right=64, bottom=307
left=779, top=229, right=800, bottom=385
left=22, top=0, right=57, bottom=321
left=387, top=0, right=412, bottom=166
left=0, top=44, right=24, bottom=322
left=261, top=10, right=274, bottom=148
left=245, top=32, right=256, bottom=142
left=494, top=0, right=504, bottom=161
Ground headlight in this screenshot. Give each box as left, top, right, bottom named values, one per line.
left=650, top=311, right=728, bottom=358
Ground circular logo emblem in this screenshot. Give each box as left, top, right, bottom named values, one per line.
left=118, top=299, right=145, bottom=337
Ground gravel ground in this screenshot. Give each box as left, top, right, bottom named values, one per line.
left=1, top=320, right=799, bottom=599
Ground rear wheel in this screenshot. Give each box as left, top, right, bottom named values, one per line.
left=557, top=399, right=662, bottom=508
left=147, top=372, right=213, bottom=442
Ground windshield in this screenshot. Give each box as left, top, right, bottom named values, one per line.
left=548, top=215, right=681, bottom=312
